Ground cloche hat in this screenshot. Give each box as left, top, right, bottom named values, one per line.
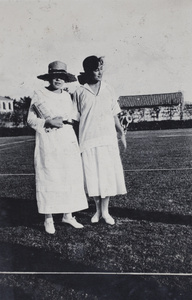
left=37, top=61, right=77, bottom=82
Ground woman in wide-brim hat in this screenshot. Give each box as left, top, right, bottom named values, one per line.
left=27, top=61, right=88, bottom=234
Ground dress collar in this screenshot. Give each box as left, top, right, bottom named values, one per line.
left=40, top=87, right=66, bottom=97
left=83, top=81, right=106, bottom=95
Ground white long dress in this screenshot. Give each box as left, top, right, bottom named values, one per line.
left=27, top=88, right=88, bottom=214
left=72, top=82, right=127, bottom=198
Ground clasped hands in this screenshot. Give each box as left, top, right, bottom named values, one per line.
left=45, top=116, right=64, bottom=129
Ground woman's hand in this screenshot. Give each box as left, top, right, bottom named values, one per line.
left=114, top=115, right=127, bottom=151
left=45, top=117, right=63, bottom=128
left=119, top=132, right=127, bottom=151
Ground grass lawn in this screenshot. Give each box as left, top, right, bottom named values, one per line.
left=0, top=130, right=192, bottom=299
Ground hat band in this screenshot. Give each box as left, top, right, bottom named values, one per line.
left=49, top=69, right=67, bottom=74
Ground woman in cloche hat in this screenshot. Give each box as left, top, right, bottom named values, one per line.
left=27, top=61, right=88, bottom=234
left=73, top=56, right=127, bottom=226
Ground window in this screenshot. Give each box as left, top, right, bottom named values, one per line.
left=3, top=102, right=6, bottom=110
left=8, top=102, right=11, bottom=110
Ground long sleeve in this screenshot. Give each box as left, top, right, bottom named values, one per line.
left=27, top=92, right=46, bottom=134
left=71, top=91, right=81, bottom=122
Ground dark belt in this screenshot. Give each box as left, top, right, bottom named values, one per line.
left=63, top=120, right=73, bottom=125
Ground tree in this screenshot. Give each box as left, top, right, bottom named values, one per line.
left=10, top=96, right=32, bottom=126
left=0, top=112, right=12, bottom=126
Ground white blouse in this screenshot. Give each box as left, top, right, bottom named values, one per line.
left=72, top=81, right=121, bottom=152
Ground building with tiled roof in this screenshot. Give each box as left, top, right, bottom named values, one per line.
left=118, top=92, right=183, bottom=122
left=119, top=92, right=182, bottom=108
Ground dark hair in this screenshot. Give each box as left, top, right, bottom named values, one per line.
left=77, top=55, right=104, bottom=84
left=83, top=56, right=103, bottom=73
left=83, top=55, right=103, bottom=73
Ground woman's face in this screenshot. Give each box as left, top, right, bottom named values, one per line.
left=90, top=65, right=104, bottom=82
left=50, top=78, right=65, bottom=90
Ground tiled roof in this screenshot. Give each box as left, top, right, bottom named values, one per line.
left=0, top=96, right=13, bottom=101
left=119, top=92, right=183, bottom=108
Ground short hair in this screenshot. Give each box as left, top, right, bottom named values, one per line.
left=83, top=56, right=104, bottom=73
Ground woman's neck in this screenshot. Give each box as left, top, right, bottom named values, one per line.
left=87, top=80, right=101, bottom=95
left=46, top=86, right=62, bottom=94
left=87, top=78, right=99, bottom=85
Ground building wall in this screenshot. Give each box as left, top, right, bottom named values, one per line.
left=0, top=99, right=14, bottom=113
left=123, top=105, right=182, bottom=123
left=183, top=104, right=192, bottom=120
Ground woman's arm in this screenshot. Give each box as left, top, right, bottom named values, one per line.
left=27, top=94, right=46, bottom=133
left=44, top=117, right=64, bottom=128
left=114, top=114, right=127, bottom=150
left=27, top=92, right=65, bottom=132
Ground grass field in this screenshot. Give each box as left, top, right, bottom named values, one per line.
left=0, top=129, right=192, bottom=299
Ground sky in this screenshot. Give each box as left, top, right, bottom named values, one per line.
left=0, top=0, right=192, bottom=102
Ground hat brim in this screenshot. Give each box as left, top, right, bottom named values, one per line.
left=37, top=72, right=77, bottom=83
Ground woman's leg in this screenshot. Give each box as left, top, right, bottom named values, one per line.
left=63, top=213, right=72, bottom=219
left=62, top=213, right=84, bottom=228
left=45, top=214, right=53, bottom=220
left=44, top=213, right=55, bottom=234
left=101, top=197, right=110, bottom=218
left=91, top=196, right=102, bottom=223
left=101, top=197, right=115, bottom=225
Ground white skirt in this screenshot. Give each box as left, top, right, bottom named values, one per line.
left=35, top=126, right=88, bottom=214
left=81, top=145, right=127, bottom=198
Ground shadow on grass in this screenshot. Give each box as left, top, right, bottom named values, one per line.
left=0, top=197, right=102, bottom=273
left=81, top=201, right=192, bottom=226
left=0, top=242, right=102, bottom=273
left=110, top=206, right=192, bottom=226
left=46, top=274, right=192, bottom=300
left=0, top=198, right=192, bottom=299
left=0, top=197, right=40, bottom=227
left=0, top=197, right=92, bottom=228
left=1, top=273, right=192, bottom=300
left=3, top=196, right=192, bottom=228
left=0, top=197, right=104, bottom=273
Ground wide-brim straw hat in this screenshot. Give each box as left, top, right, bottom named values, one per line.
left=37, top=61, right=77, bottom=82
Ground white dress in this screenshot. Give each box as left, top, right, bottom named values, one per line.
left=27, top=88, right=88, bottom=214
left=73, top=82, right=127, bottom=198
